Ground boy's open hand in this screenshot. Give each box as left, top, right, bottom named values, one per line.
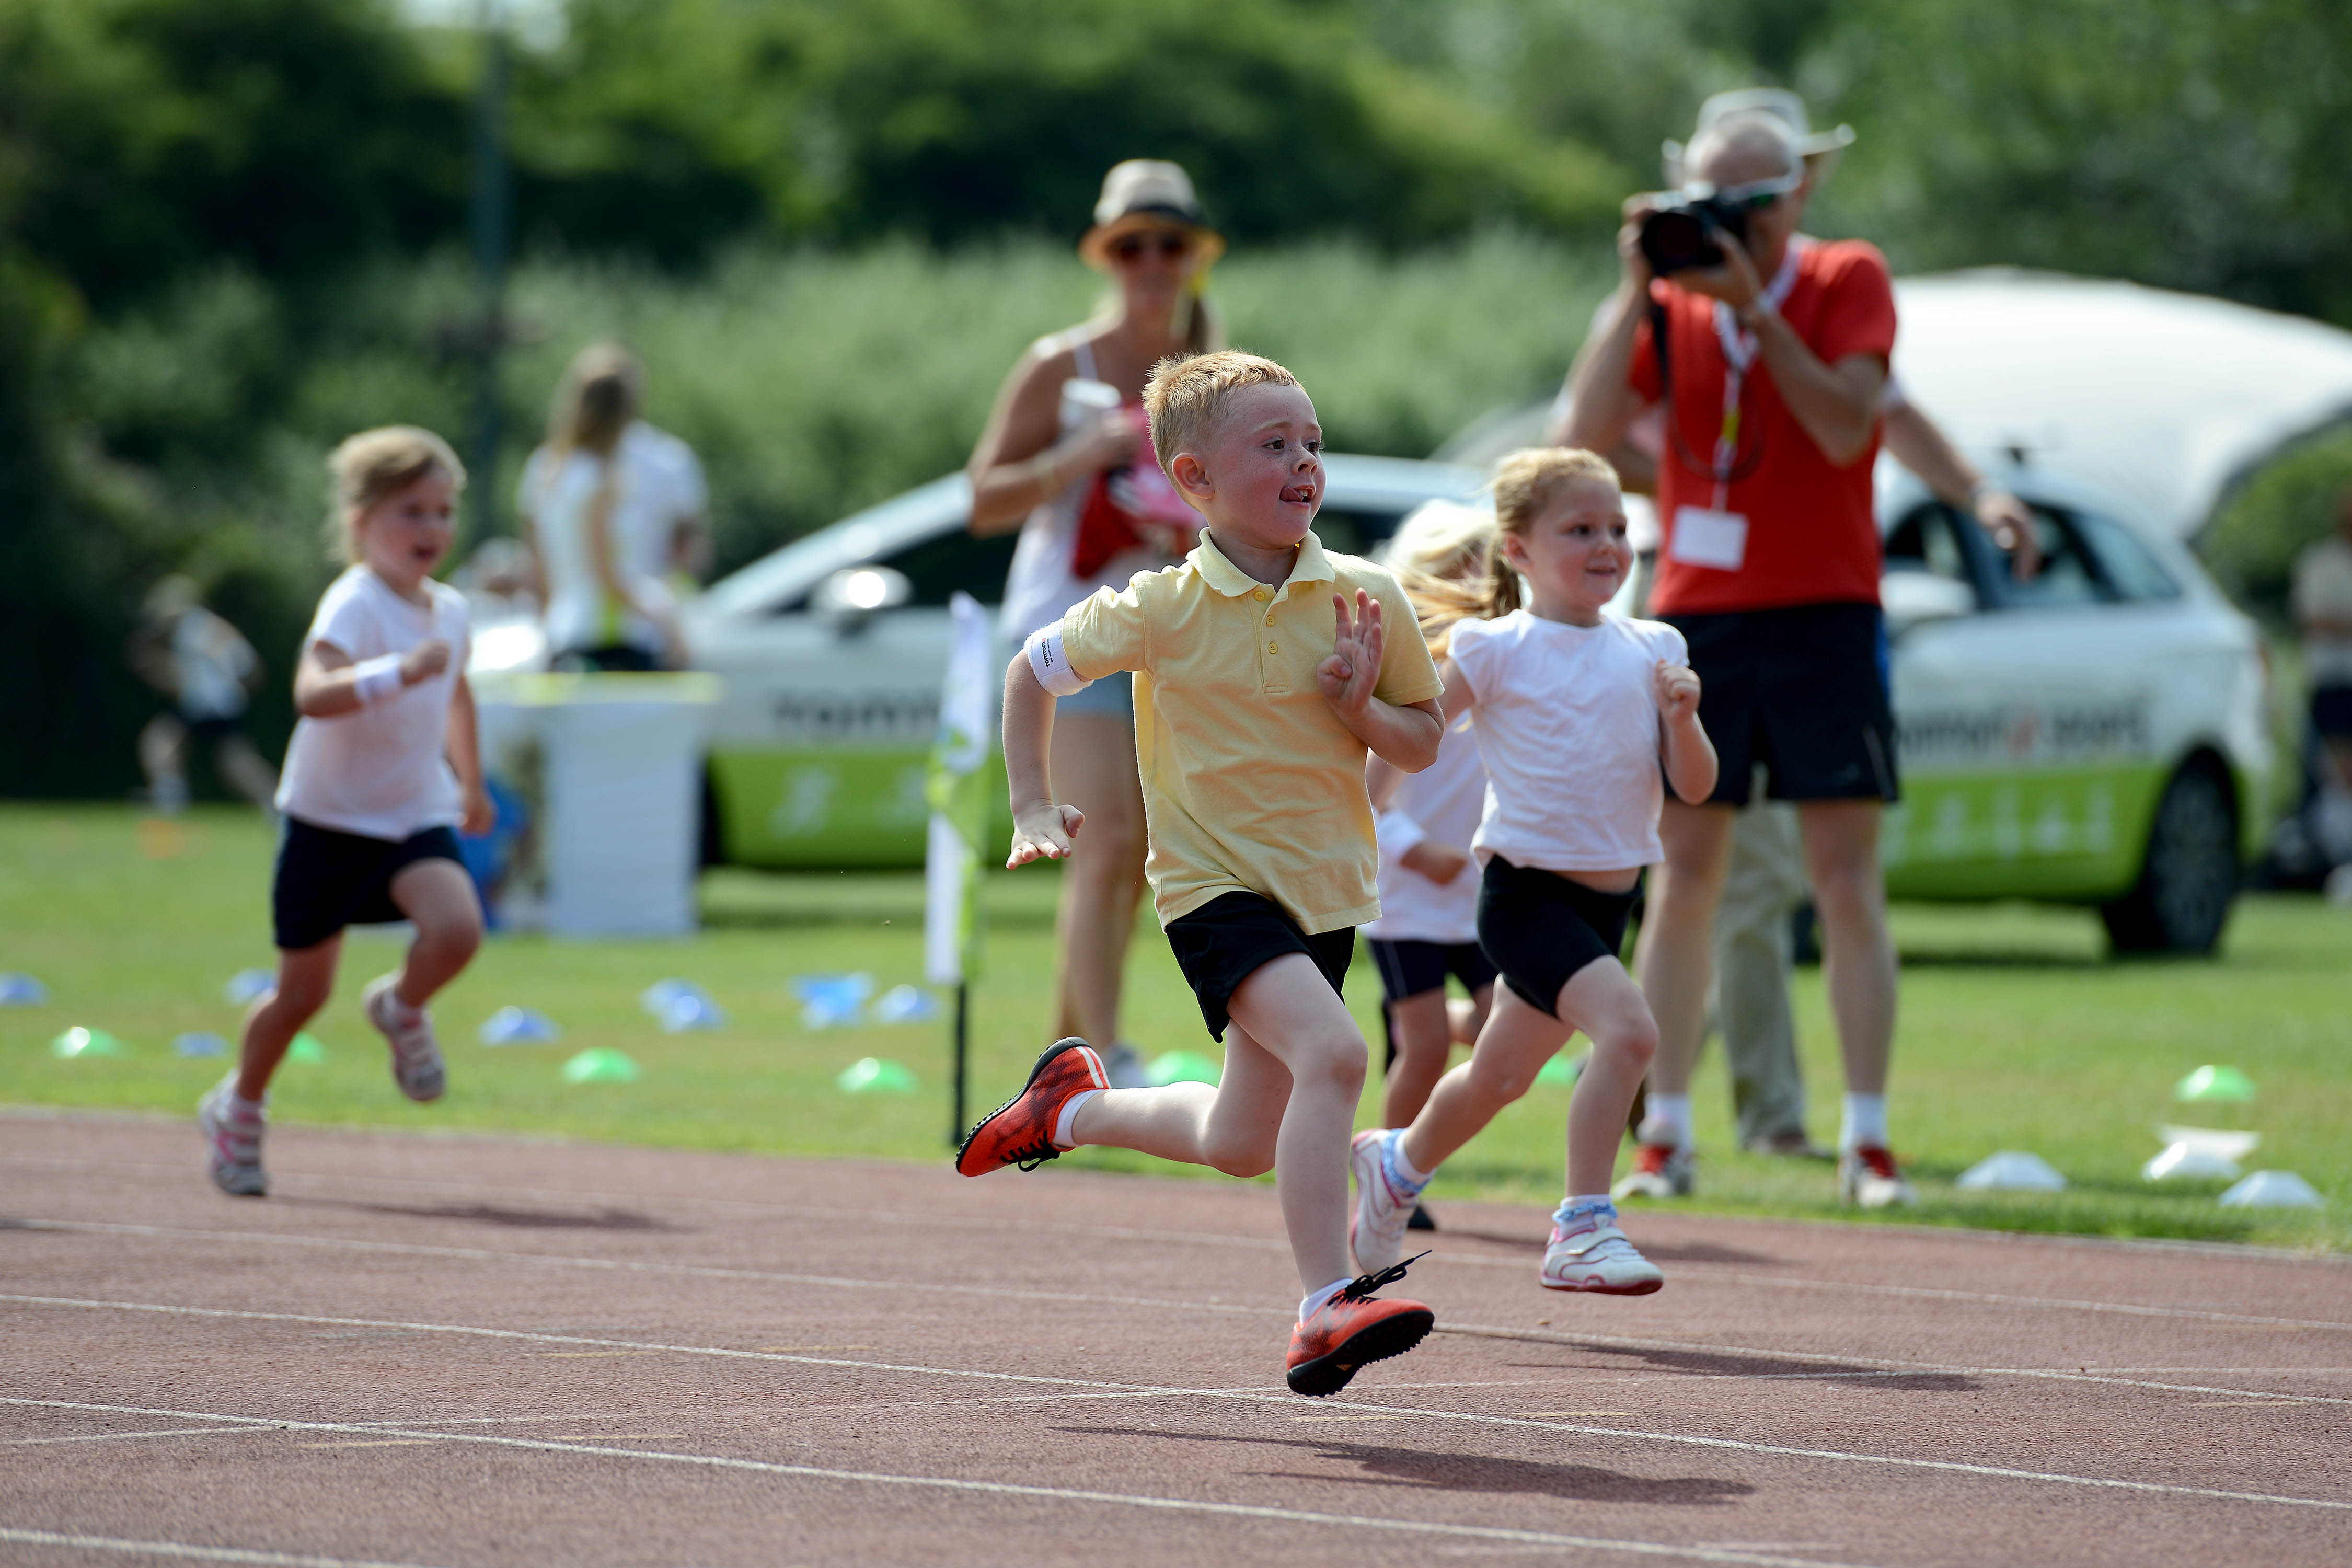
left=460, top=783, right=497, bottom=837
left=1007, top=801, right=1086, bottom=868
left=1655, top=659, right=1701, bottom=723
left=1317, top=589, right=1385, bottom=717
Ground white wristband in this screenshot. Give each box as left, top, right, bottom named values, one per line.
left=350, top=654, right=406, bottom=707
left=1023, top=622, right=1092, bottom=698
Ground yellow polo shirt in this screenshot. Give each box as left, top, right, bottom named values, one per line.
left=1058, top=530, right=1444, bottom=934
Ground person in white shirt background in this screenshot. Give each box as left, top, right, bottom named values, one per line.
left=2292, top=490, right=2352, bottom=883
left=197, top=426, right=493, bottom=1200
left=963, top=160, right=1226, bottom=1088
left=1362, top=499, right=1502, bottom=1231
left=131, top=574, right=280, bottom=817
left=517, top=342, right=710, bottom=672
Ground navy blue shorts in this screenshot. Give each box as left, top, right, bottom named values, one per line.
left=1165, top=892, right=1353, bottom=1042
left=1366, top=938, right=1496, bottom=1006
left=272, top=817, right=462, bottom=951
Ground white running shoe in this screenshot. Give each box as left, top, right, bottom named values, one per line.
left=1541, top=1222, right=1664, bottom=1295
left=1612, top=1119, right=1696, bottom=1201
left=1348, top=1128, right=1420, bottom=1276
left=1839, top=1144, right=1915, bottom=1208
left=197, top=1075, right=267, bottom=1197
left=363, top=975, right=445, bottom=1102
left=1100, top=1042, right=1151, bottom=1090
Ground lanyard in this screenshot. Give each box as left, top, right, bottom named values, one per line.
left=1702, top=241, right=1806, bottom=511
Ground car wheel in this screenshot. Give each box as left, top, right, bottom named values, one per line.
left=2101, top=758, right=2238, bottom=956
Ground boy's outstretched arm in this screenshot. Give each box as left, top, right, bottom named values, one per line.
left=1318, top=589, right=1443, bottom=771
left=1002, top=650, right=1085, bottom=866
left=1655, top=660, right=1718, bottom=804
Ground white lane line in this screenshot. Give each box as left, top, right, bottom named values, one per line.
left=7, top=1301, right=2350, bottom=1513
left=0, top=1527, right=451, bottom=1567
left=0, top=1404, right=1872, bottom=1568
left=19, top=1219, right=2352, bottom=1409
left=0, top=1427, right=279, bottom=1448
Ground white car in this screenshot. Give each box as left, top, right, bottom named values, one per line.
left=682, top=455, right=1487, bottom=869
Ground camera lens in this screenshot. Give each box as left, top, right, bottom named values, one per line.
left=1639, top=206, right=1717, bottom=276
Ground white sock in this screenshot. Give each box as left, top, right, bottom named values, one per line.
left=383, top=986, right=423, bottom=1024
left=1299, top=1275, right=1354, bottom=1322
left=1053, top=1088, right=1103, bottom=1149
left=230, top=1089, right=266, bottom=1119
left=1553, top=1195, right=1615, bottom=1233
left=1383, top=1130, right=1432, bottom=1195
left=1646, top=1092, right=1694, bottom=1148
left=1840, top=1093, right=1888, bottom=1152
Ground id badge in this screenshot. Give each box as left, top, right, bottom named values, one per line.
left=1669, top=505, right=1749, bottom=572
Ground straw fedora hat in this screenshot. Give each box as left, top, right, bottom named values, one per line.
left=1078, top=160, right=1226, bottom=272
left=1662, top=88, right=1856, bottom=188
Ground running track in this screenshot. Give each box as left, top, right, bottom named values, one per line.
left=3, top=1112, right=2347, bottom=1566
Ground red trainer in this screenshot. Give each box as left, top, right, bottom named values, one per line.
left=954, top=1039, right=1109, bottom=1177
left=1286, top=1255, right=1436, bottom=1398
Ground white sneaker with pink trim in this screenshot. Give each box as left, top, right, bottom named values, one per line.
left=363, top=974, right=446, bottom=1102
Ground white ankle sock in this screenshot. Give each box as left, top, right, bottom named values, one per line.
left=1553, top=1195, right=1615, bottom=1233
left=1299, top=1275, right=1353, bottom=1322
left=1383, top=1130, right=1432, bottom=1194
left=1647, top=1092, right=1694, bottom=1148
left=1840, top=1093, right=1887, bottom=1152
left=1053, top=1088, right=1102, bottom=1149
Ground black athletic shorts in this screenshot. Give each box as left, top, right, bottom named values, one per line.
left=1366, top=938, right=1497, bottom=1006
left=1664, top=601, right=1899, bottom=807
left=185, top=714, right=245, bottom=745
left=272, top=816, right=463, bottom=951
left=2313, top=683, right=2352, bottom=739
left=554, top=643, right=660, bottom=674
left=1475, top=856, right=1639, bottom=1019
left=1165, top=891, right=1354, bottom=1042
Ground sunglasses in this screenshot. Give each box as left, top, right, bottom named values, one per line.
left=1111, top=232, right=1194, bottom=262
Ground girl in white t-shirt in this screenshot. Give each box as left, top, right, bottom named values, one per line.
left=197, top=427, right=493, bottom=1198
left=1362, top=501, right=1500, bottom=1231
left=1349, top=448, right=1716, bottom=1297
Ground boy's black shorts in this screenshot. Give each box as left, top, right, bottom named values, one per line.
left=1165, top=891, right=1354, bottom=1042
left=1664, top=601, right=1899, bottom=806
left=1366, top=938, right=1497, bottom=1006
left=1475, top=856, right=1639, bottom=1019
left=273, top=816, right=463, bottom=951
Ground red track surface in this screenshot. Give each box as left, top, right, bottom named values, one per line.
left=3, top=1111, right=2348, bottom=1566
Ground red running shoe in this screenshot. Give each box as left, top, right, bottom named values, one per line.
left=954, top=1039, right=1109, bottom=1177
left=1286, top=1254, right=1435, bottom=1398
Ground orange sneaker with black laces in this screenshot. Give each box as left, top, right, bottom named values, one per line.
left=954, top=1039, right=1109, bottom=1177
left=1285, top=1255, right=1435, bottom=1398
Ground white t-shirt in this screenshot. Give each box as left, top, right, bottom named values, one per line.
left=1362, top=710, right=1486, bottom=944
left=171, top=608, right=256, bottom=722
left=1449, top=609, right=1688, bottom=875
left=2293, top=535, right=2352, bottom=687
left=520, top=422, right=707, bottom=654
left=276, top=567, right=472, bottom=841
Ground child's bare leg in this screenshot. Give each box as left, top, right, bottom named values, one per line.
left=1554, top=960, right=1660, bottom=1196
left=386, top=860, right=484, bottom=1007
left=1448, top=985, right=1492, bottom=1046
left=1229, top=955, right=1366, bottom=1294
left=1380, top=990, right=1456, bottom=1127
left=1066, top=1044, right=1283, bottom=1172
left=237, top=940, right=340, bottom=1102
left=1399, top=986, right=1572, bottom=1175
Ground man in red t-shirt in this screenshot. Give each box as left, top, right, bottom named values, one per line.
left=1563, top=108, right=1910, bottom=1211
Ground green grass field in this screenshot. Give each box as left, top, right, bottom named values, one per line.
left=3, top=804, right=2346, bottom=1250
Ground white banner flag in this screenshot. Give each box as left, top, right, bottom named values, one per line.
left=924, top=592, right=995, bottom=986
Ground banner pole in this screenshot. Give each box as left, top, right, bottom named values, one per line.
left=950, top=982, right=970, bottom=1147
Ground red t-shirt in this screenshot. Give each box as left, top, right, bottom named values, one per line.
left=1629, top=238, right=1897, bottom=615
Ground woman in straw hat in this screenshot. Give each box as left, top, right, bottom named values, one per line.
left=965, top=159, right=1227, bottom=1088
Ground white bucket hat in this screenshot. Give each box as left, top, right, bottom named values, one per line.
left=1663, top=88, right=1856, bottom=188
left=1077, top=160, right=1226, bottom=272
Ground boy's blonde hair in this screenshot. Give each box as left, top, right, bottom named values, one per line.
left=326, top=426, right=466, bottom=563
left=1382, top=499, right=1497, bottom=661
left=1140, top=350, right=1300, bottom=479
left=1483, top=447, right=1620, bottom=618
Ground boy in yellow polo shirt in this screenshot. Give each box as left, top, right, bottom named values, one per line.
left=957, top=351, right=1449, bottom=1397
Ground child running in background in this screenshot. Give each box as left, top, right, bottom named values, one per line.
left=198, top=428, right=493, bottom=1197
left=961, top=351, right=1449, bottom=1397
left=1359, top=500, right=1503, bottom=1234
left=1350, top=448, right=1716, bottom=1296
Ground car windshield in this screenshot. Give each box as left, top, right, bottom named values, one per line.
left=2074, top=511, right=2183, bottom=603
left=2003, top=508, right=2107, bottom=609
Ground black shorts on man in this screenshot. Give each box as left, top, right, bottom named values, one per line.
left=1367, top=938, right=1497, bottom=1007
left=272, top=816, right=464, bottom=951
left=1475, top=856, right=1639, bottom=1018
left=2313, top=683, right=2352, bottom=740
left=1165, top=891, right=1354, bottom=1042
left=1666, top=601, right=1898, bottom=806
